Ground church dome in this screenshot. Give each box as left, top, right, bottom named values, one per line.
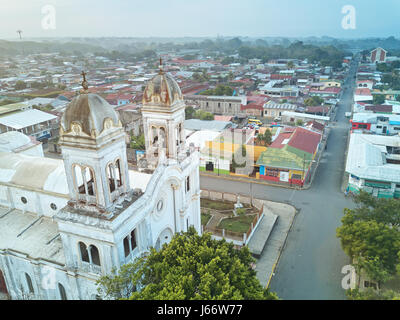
left=61, top=93, right=120, bottom=137
left=143, top=70, right=183, bottom=107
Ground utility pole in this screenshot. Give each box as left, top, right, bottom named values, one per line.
left=302, top=154, right=306, bottom=187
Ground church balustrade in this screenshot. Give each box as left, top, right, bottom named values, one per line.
left=80, top=261, right=102, bottom=275
left=124, top=247, right=139, bottom=265
left=77, top=194, right=97, bottom=204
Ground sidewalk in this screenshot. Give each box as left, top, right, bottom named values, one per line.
left=253, top=200, right=297, bottom=288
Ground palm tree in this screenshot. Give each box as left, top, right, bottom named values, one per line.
left=256, top=130, right=272, bottom=146
left=16, top=30, right=22, bottom=40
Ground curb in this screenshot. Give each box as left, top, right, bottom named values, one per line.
left=264, top=203, right=299, bottom=289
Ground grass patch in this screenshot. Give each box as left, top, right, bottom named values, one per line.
left=200, top=199, right=234, bottom=211
left=201, top=212, right=212, bottom=226
left=217, top=214, right=256, bottom=233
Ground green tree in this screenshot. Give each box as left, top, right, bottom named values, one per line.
left=14, top=80, right=26, bottom=90
left=256, top=130, right=272, bottom=146
left=337, top=191, right=400, bottom=297
left=185, top=106, right=196, bottom=119
left=287, top=61, right=294, bottom=69
left=97, top=227, right=278, bottom=300
left=296, top=119, right=304, bottom=126
left=350, top=191, right=400, bottom=227
left=373, top=94, right=385, bottom=105
left=304, top=96, right=324, bottom=106
left=194, top=109, right=214, bottom=120
left=347, top=288, right=400, bottom=300
left=130, top=134, right=145, bottom=150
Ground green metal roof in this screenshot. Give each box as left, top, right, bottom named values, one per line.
left=256, top=145, right=313, bottom=171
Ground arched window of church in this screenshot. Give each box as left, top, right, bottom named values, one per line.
left=159, top=127, right=166, bottom=148
left=123, top=229, right=137, bottom=258
left=58, top=283, right=67, bottom=300
left=130, top=230, right=137, bottom=251
left=89, top=245, right=101, bottom=266
left=115, top=159, right=122, bottom=187
left=107, top=163, right=116, bottom=193
left=123, top=237, right=130, bottom=257
left=84, top=167, right=96, bottom=196
left=152, top=126, right=158, bottom=145
left=74, top=165, right=85, bottom=194
left=25, top=273, right=34, bottom=294
left=79, top=242, right=89, bottom=263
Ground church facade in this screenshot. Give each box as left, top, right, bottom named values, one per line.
left=0, top=69, right=201, bottom=300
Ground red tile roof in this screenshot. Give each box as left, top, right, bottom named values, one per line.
left=287, top=127, right=321, bottom=154
left=355, top=88, right=371, bottom=96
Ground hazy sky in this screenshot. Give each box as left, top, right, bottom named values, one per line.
left=1, top=0, right=399, bottom=39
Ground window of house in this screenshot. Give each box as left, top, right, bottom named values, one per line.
left=25, top=273, right=34, bottom=294
left=123, top=229, right=137, bottom=258
left=292, top=174, right=303, bottom=180
left=21, top=197, right=27, bottom=204
left=58, top=283, right=67, bottom=300
left=266, top=168, right=279, bottom=177
left=50, top=203, right=57, bottom=211
left=364, top=281, right=377, bottom=290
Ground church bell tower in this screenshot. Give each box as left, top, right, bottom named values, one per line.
left=58, top=72, right=131, bottom=215
left=141, top=59, right=186, bottom=168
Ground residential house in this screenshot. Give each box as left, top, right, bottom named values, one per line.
left=256, top=127, right=322, bottom=186
left=263, top=101, right=297, bottom=118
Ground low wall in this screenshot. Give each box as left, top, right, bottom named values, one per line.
left=200, top=190, right=261, bottom=208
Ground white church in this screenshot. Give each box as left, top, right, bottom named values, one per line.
left=0, top=67, right=201, bottom=300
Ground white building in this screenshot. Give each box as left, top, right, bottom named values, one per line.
left=0, top=70, right=201, bottom=300
left=346, top=133, right=400, bottom=198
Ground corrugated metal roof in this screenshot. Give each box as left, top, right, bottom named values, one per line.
left=346, top=133, right=400, bottom=183
left=0, top=109, right=57, bottom=129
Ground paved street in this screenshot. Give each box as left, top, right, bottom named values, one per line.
left=200, top=58, right=359, bottom=299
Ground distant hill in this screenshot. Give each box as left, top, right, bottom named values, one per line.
left=0, top=39, right=107, bottom=57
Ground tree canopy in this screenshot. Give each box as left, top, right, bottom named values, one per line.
left=200, top=85, right=234, bottom=96
left=337, top=191, right=400, bottom=286
left=304, top=96, right=324, bottom=106
left=97, top=227, right=278, bottom=300
left=256, top=130, right=272, bottom=146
